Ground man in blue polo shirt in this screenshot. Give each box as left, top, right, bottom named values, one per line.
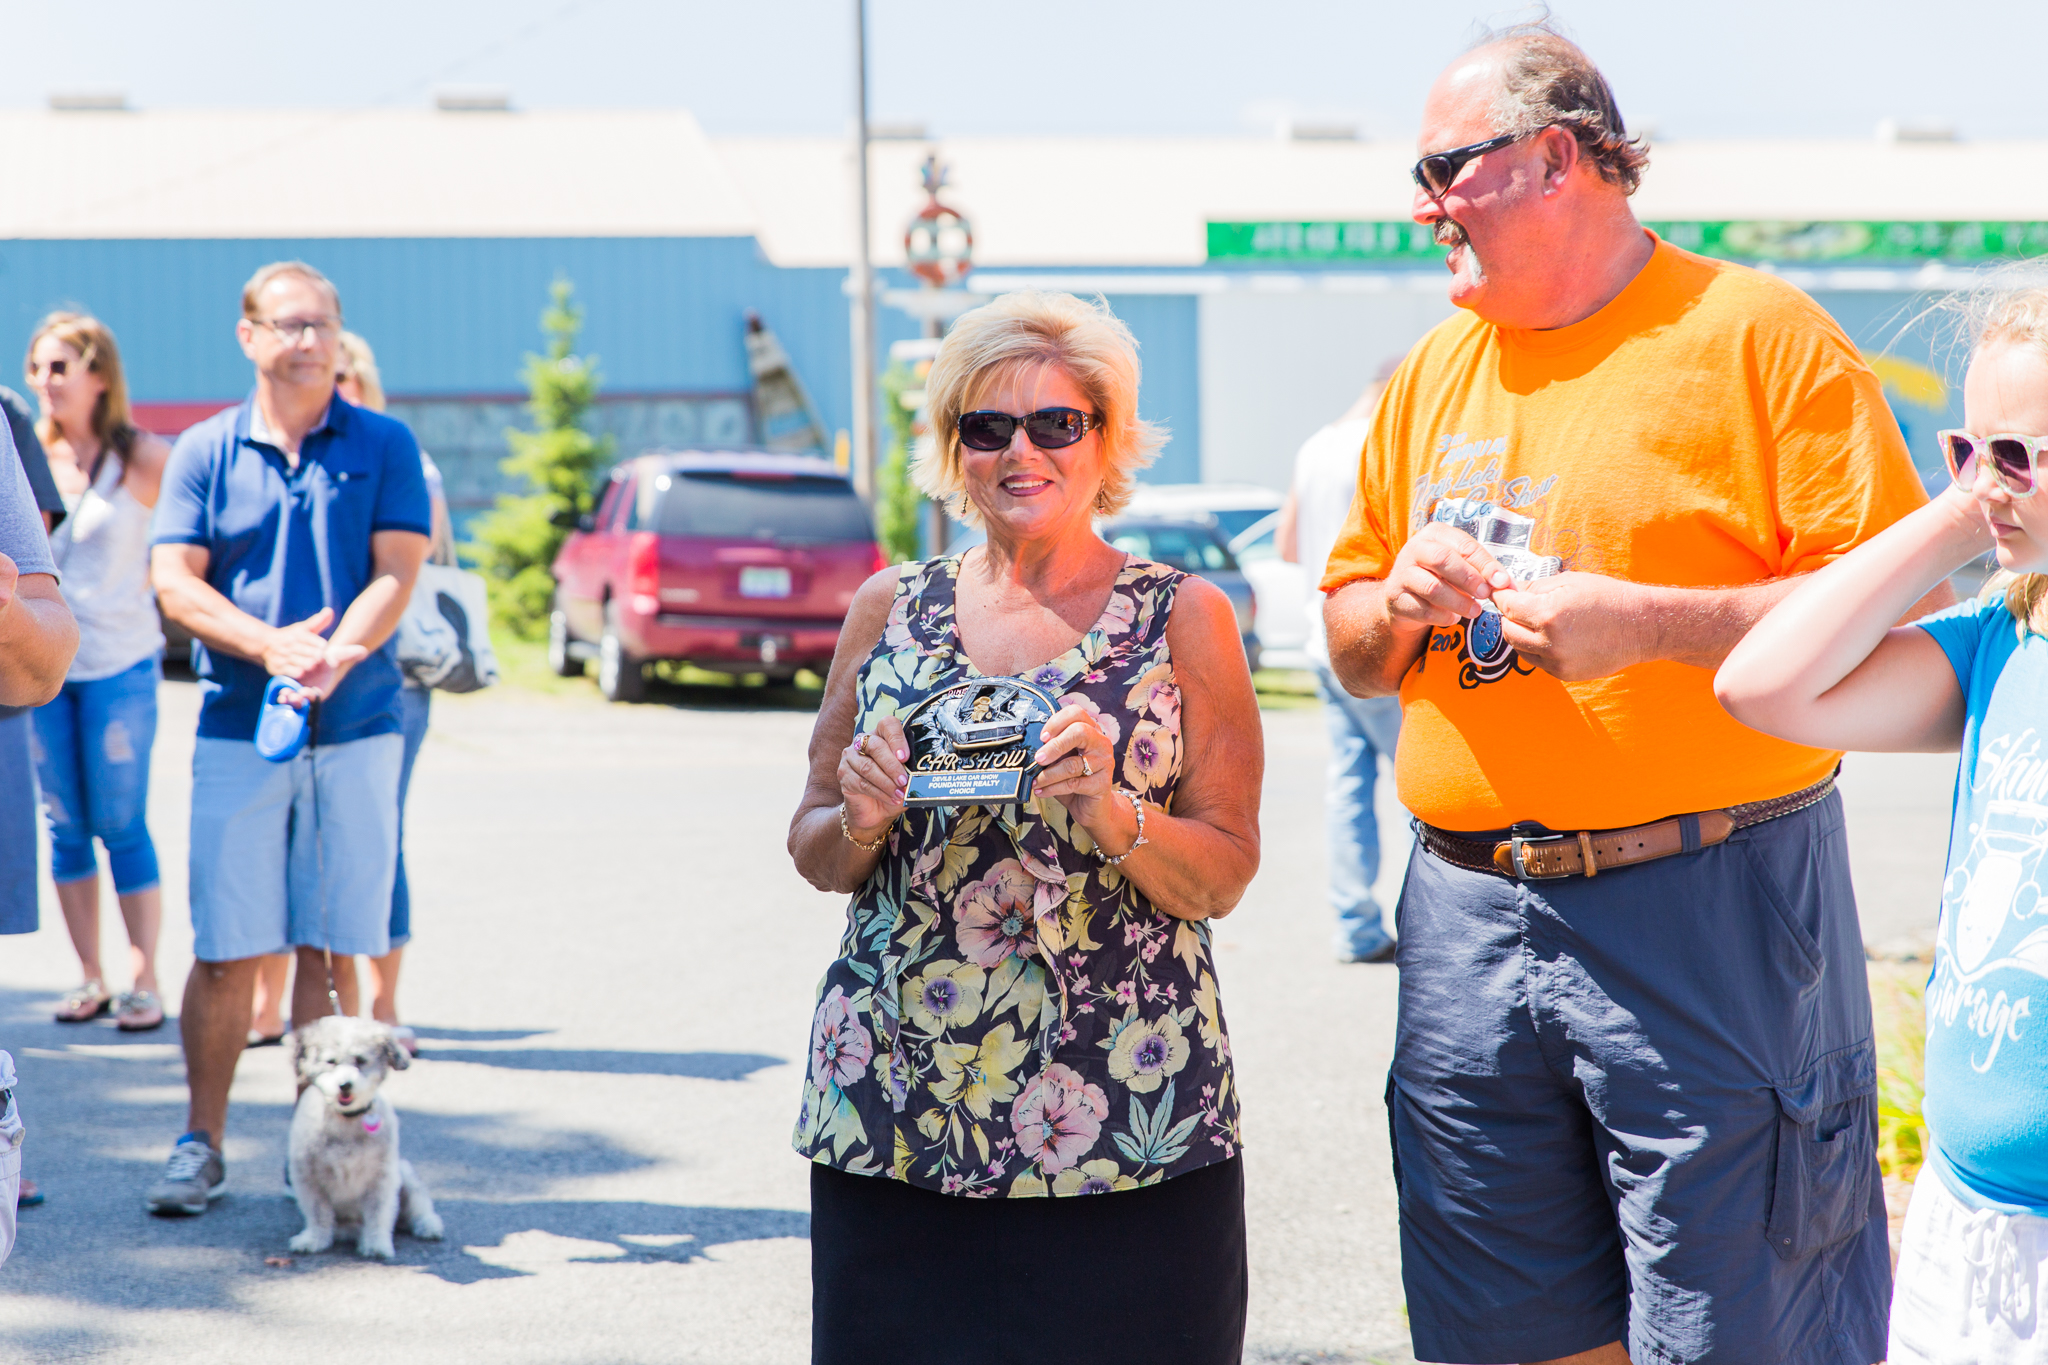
left=145, top=261, right=429, bottom=1216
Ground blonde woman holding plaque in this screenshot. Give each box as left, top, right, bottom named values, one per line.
left=787, top=291, right=1262, bottom=1365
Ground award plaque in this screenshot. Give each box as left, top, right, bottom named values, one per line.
left=902, top=677, right=1057, bottom=807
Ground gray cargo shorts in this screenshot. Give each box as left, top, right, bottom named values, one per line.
left=1388, top=790, right=1889, bottom=1364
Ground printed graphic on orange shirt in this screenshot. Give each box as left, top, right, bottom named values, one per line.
left=1428, top=495, right=1564, bottom=690
left=1407, top=432, right=1557, bottom=533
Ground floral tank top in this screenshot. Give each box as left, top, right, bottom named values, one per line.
left=794, top=554, right=1242, bottom=1197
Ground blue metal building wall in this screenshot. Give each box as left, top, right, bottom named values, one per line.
left=0, top=239, right=1211, bottom=480
left=0, top=237, right=855, bottom=428
left=1104, top=293, right=1200, bottom=484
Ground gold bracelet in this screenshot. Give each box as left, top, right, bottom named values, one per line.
left=839, top=804, right=890, bottom=852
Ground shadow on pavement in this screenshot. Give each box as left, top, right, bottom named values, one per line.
left=0, top=990, right=807, bottom=1323
left=422, top=1048, right=784, bottom=1080
left=407, top=1025, right=558, bottom=1043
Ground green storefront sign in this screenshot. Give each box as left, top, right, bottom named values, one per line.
left=1206, top=219, right=2048, bottom=265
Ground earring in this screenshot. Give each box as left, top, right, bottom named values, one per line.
left=1095, top=487, right=1111, bottom=512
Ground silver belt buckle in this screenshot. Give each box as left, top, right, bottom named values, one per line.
left=1509, top=832, right=1570, bottom=880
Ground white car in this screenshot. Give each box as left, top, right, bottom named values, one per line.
left=1122, top=483, right=1282, bottom=542
left=1229, top=511, right=1312, bottom=672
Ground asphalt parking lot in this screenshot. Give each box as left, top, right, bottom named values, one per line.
left=0, top=671, right=1954, bottom=1364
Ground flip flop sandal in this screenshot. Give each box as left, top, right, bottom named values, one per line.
left=16, top=1179, right=44, bottom=1208
left=246, top=1031, right=286, bottom=1048
left=55, top=982, right=111, bottom=1023
left=114, top=990, right=165, bottom=1032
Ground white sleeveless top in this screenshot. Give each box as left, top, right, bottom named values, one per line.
left=49, top=453, right=164, bottom=681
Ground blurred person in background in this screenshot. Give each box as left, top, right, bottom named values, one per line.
left=247, top=330, right=449, bottom=1051
left=25, top=313, right=173, bottom=1034
left=1276, top=359, right=1405, bottom=964
left=0, top=385, right=82, bottom=1222
left=145, top=261, right=428, bottom=1216
left=789, top=291, right=1260, bottom=1365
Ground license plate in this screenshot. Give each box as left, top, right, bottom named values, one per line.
left=738, top=566, right=792, bottom=599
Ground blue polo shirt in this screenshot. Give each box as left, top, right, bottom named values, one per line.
left=151, top=395, right=432, bottom=744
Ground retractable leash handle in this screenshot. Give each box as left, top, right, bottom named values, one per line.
left=255, top=676, right=311, bottom=763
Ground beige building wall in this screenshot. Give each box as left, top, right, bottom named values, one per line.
left=1196, top=284, right=1456, bottom=490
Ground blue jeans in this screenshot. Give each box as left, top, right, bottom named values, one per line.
left=1312, top=662, right=1404, bottom=959
left=389, top=684, right=431, bottom=947
left=0, top=715, right=38, bottom=935
left=31, top=656, right=161, bottom=894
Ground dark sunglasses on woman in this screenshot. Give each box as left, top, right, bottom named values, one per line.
left=1941, top=429, right=2045, bottom=499
left=1410, top=128, right=1538, bottom=200
left=956, top=407, right=1100, bottom=452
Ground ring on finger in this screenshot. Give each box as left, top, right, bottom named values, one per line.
left=1081, top=755, right=1093, bottom=777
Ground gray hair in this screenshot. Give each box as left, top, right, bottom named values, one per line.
left=1472, top=13, right=1649, bottom=195
left=241, top=260, right=342, bottom=321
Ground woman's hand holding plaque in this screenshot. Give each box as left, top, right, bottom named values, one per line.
left=838, top=715, right=910, bottom=840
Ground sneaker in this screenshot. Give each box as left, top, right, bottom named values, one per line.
left=1339, top=939, right=1399, bottom=965
left=145, top=1133, right=225, bottom=1216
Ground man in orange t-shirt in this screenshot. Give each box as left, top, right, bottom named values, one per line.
left=1321, top=23, right=1942, bottom=1365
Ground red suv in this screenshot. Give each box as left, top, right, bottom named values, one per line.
left=549, top=451, right=884, bottom=701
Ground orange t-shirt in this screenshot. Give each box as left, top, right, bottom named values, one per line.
left=1320, top=234, right=1928, bottom=832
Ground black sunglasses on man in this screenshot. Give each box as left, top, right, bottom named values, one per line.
left=1410, top=129, right=1539, bottom=200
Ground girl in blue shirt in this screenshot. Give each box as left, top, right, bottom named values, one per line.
left=1718, top=288, right=2048, bottom=1363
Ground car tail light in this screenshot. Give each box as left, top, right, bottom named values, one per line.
left=627, top=532, right=660, bottom=600
left=866, top=543, right=887, bottom=575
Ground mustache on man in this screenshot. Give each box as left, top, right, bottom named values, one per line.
left=1433, top=217, right=1470, bottom=250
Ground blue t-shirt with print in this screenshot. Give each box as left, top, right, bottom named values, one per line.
left=1919, top=592, right=2048, bottom=1211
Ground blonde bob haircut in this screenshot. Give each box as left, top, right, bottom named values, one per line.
left=24, top=311, right=140, bottom=464
left=337, top=331, right=386, bottom=412
left=916, top=290, right=1165, bottom=525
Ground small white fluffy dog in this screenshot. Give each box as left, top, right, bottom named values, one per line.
left=287, top=1016, right=443, bottom=1258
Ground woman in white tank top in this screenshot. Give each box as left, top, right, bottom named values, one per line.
left=26, top=312, right=172, bottom=1034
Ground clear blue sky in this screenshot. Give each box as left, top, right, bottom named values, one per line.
left=8, top=0, right=2046, bottom=142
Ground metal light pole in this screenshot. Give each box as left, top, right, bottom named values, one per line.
left=848, top=0, right=877, bottom=500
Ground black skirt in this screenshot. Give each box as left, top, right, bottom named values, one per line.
left=810, top=1157, right=1247, bottom=1365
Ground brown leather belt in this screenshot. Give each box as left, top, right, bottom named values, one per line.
left=1415, top=775, right=1837, bottom=881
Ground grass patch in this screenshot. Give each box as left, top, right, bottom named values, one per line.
left=1871, top=963, right=1928, bottom=1184
left=1254, top=668, right=1321, bottom=711
left=484, top=632, right=824, bottom=708
left=486, top=633, right=590, bottom=699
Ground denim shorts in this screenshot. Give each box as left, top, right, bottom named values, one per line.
left=187, top=733, right=403, bottom=962
left=1388, top=790, right=1890, bottom=1364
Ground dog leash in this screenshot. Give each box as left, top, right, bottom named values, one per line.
left=307, top=698, right=342, bottom=1019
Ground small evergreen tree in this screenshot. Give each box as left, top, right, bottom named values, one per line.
left=874, top=359, right=927, bottom=563
left=469, top=279, right=615, bottom=638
